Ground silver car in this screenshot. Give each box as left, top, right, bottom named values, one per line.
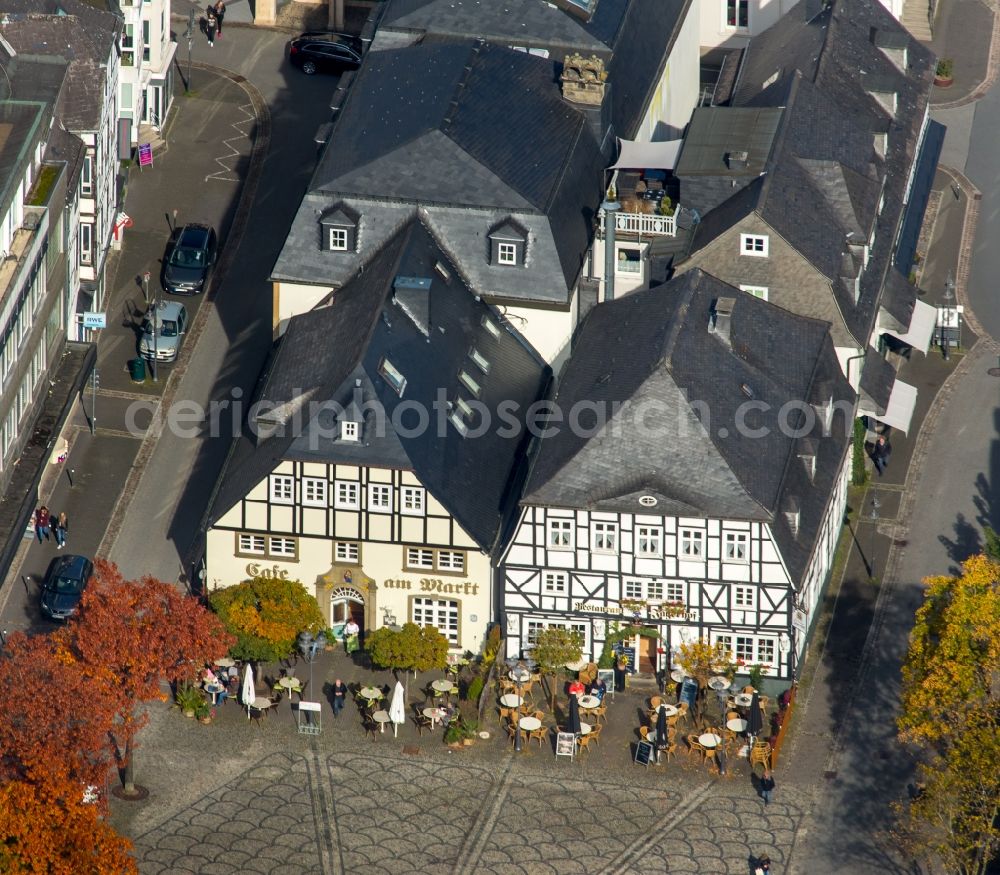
left=140, top=301, right=188, bottom=362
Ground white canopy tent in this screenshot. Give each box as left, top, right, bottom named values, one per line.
left=610, top=138, right=685, bottom=171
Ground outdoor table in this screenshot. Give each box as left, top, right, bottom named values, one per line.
left=655, top=703, right=678, bottom=717
left=564, top=657, right=588, bottom=672
left=699, top=732, right=722, bottom=749
left=204, top=682, right=225, bottom=705
left=252, top=697, right=272, bottom=711
left=669, top=669, right=688, bottom=684
left=360, top=686, right=383, bottom=703
left=734, top=693, right=754, bottom=708
left=372, top=710, right=391, bottom=733
left=708, top=676, right=730, bottom=691
left=579, top=721, right=593, bottom=736
left=727, top=718, right=749, bottom=733
left=578, top=695, right=600, bottom=710
left=518, top=716, right=542, bottom=732
left=278, top=677, right=300, bottom=695
left=423, top=707, right=447, bottom=728
left=214, top=657, right=236, bottom=668
left=499, top=694, right=523, bottom=709
left=431, top=679, right=456, bottom=693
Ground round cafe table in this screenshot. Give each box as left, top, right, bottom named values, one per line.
left=727, top=718, right=749, bottom=733
left=564, top=657, right=588, bottom=672
left=734, top=693, right=754, bottom=708
left=431, top=679, right=457, bottom=693
left=708, top=676, right=730, bottom=691
left=499, top=694, right=523, bottom=709
left=423, top=707, right=447, bottom=728
left=360, top=686, right=383, bottom=703
left=655, top=703, right=678, bottom=717
left=518, top=716, right=541, bottom=732
left=278, top=677, right=300, bottom=694
left=372, top=710, right=391, bottom=733
left=214, top=657, right=236, bottom=668
left=578, top=695, right=600, bottom=710
left=699, top=732, right=722, bottom=749
left=578, top=721, right=593, bottom=736
left=252, top=697, right=272, bottom=710
left=669, top=669, right=688, bottom=684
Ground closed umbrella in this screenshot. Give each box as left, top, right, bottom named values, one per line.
left=655, top=706, right=668, bottom=763
left=241, top=663, right=256, bottom=719
left=747, top=691, right=763, bottom=739
left=388, top=681, right=406, bottom=738
left=567, top=694, right=582, bottom=736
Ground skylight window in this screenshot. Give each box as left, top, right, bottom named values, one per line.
left=455, top=397, right=474, bottom=420
left=482, top=316, right=501, bottom=339
left=449, top=411, right=469, bottom=437
left=378, top=357, right=406, bottom=396
left=469, top=348, right=490, bottom=374
left=458, top=370, right=481, bottom=398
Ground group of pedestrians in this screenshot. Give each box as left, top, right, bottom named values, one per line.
left=202, top=0, right=226, bottom=47
left=32, top=505, right=69, bottom=549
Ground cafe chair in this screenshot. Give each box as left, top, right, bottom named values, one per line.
left=639, top=726, right=652, bottom=744
left=362, top=716, right=380, bottom=741
left=726, top=710, right=741, bottom=722
left=413, top=707, right=434, bottom=737
left=650, top=696, right=663, bottom=711
left=663, top=741, right=678, bottom=763
left=593, top=703, right=608, bottom=724
left=676, top=702, right=689, bottom=723
left=529, top=724, right=549, bottom=748
left=686, top=735, right=705, bottom=761
left=577, top=734, right=596, bottom=755
left=759, top=695, right=770, bottom=714
left=533, top=710, right=546, bottom=722
left=504, top=721, right=517, bottom=746
left=742, top=685, right=755, bottom=694
left=666, top=714, right=678, bottom=728
left=589, top=724, right=603, bottom=746
left=499, top=705, right=515, bottom=723
left=248, top=707, right=264, bottom=728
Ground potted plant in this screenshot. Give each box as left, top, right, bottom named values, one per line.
left=748, top=663, right=767, bottom=690
left=175, top=683, right=202, bottom=718
left=934, top=58, right=954, bottom=87
left=194, top=700, right=214, bottom=724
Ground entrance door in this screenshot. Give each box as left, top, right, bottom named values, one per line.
left=638, top=634, right=657, bottom=674
left=329, top=587, right=364, bottom=639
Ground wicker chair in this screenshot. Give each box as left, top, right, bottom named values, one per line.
left=413, top=706, right=433, bottom=736
left=686, top=734, right=705, bottom=761
left=592, top=703, right=608, bottom=724
left=676, top=702, right=689, bottom=723
left=529, top=724, right=549, bottom=748
left=577, top=734, right=596, bottom=754
left=589, top=723, right=603, bottom=746
left=662, top=740, right=678, bottom=762
left=650, top=696, right=663, bottom=711
left=639, top=726, right=652, bottom=743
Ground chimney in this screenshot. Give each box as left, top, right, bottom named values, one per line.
left=601, top=198, right=620, bottom=302
left=561, top=53, right=607, bottom=106
left=711, top=296, right=735, bottom=348
left=725, top=150, right=750, bottom=171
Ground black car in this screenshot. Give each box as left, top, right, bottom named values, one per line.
left=40, top=554, right=93, bottom=621
left=288, top=31, right=362, bottom=76
left=162, top=223, right=218, bottom=295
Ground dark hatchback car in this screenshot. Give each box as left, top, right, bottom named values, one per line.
left=40, top=554, right=93, bottom=621
left=162, top=223, right=218, bottom=295
left=288, top=32, right=362, bottom=76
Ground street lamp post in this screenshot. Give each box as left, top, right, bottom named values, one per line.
left=870, top=491, right=881, bottom=580
left=941, top=272, right=955, bottom=361
left=506, top=658, right=531, bottom=753
left=184, top=10, right=194, bottom=93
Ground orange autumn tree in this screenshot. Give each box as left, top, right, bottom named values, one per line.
left=0, top=631, right=118, bottom=795
left=0, top=779, right=136, bottom=875
left=60, top=561, right=234, bottom=795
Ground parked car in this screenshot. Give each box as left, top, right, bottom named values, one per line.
left=162, top=223, right=217, bottom=295
left=140, top=301, right=188, bottom=362
left=40, top=554, right=93, bottom=621
left=288, top=31, right=362, bottom=75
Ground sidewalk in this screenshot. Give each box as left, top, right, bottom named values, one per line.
left=928, top=0, right=999, bottom=109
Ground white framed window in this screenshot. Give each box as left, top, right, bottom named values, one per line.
left=734, top=585, right=755, bottom=608
left=758, top=638, right=775, bottom=666
left=80, top=222, right=93, bottom=265
left=411, top=597, right=459, bottom=645
left=302, top=477, right=327, bottom=507
left=340, top=420, right=359, bottom=441
left=724, top=531, right=749, bottom=562
left=624, top=579, right=643, bottom=599
left=269, top=536, right=296, bottom=558
left=328, top=227, right=348, bottom=251
left=401, top=486, right=425, bottom=515
left=592, top=521, right=618, bottom=554
left=664, top=581, right=685, bottom=603
left=735, top=636, right=754, bottom=664
left=436, top=550, right=465, bottom=573
left=715, top=634, right=733, bottom=661
left=726, top=0, right=749, bottom=28
left=368, top=483, right=392, bottom=512
left=458, top=370, right=481, bottom=398
left=740, top=234, right=768, bottom=257
left=497, top=242, right=517, bottom=265
left=269, top=474, right=294, bottom=504
left=238, top=533, right=265, bottom=555
left=405, top=547, right=434, bottom=570
left=334, top=541, right=359, bottom=563
left=647, top=580, right=664, bottom=600
left=468, top=348, right=490, bottom=374
left=482, top=315, right=501, bottom=339
left=543, top=570, right=567, bottom=593
left=547, top=518, right=573, bottom=551
left=636, top=525, right=662, bottom=557
left=81, top=155, right=93, bottom=196
left=526, top=619, right=586, bottom=648
left=679, top=528, right=704, bottom=558
left=616, top=247, right=641, bottom=274
left=739, top=285, right=769, bottom=300
left=378, top=358, right=406, bottom=396
left=335, top=480, right=359, bottom=510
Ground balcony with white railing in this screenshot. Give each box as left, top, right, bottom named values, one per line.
left=615, top=210, right=677, bottom=236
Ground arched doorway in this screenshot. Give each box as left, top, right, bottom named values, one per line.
left=329, top=587, right=365, bottom=640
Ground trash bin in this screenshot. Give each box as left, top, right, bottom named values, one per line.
left=130, top=357, right=146, bottom=383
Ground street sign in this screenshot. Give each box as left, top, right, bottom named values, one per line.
left=138, top=143, right=153, bottom=167
left=82, top=311, right=106, bottom=329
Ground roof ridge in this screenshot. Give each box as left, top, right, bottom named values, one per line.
left=440, top=39, right=484, bottom=131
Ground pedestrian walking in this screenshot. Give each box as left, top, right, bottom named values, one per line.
left=760, top=768, right=776, bottom=806
left=35, top=506, right=51, bottom=543
left=331, top=678, right=348, bottom=717
left=206, top=9, right=217, bottom=46
left=214, top=0, right=226, bottom=37
left=871, top=434, right=892, bottom=476
left=754, top=855, right=771, bottom=874
left=54, top=512, right=68, bottom=549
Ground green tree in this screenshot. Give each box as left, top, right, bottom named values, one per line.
left=531, top=627, right=583, bottom=711
left=366, top=623, right=449, bottom=678
left=983, top=526, right=1000, bottom=563
left=209, top=576, right=325, bottom=664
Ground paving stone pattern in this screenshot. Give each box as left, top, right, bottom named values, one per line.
left=129, top=748, right=805, bottom=874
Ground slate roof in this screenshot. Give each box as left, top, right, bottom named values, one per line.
left=273, top=41, right=607, bottom=305
left=1, top=0, right=118, bottom=131
left=376, top=0, right=692, bottom=139
left=213, top=218, right=551, bottom=554
left=521, top=269, right=853, bottom=582
left=879, top=266, right=917, bottom=331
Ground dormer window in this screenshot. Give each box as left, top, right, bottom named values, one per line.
left=740, top=234, right=768, bottom=257
left=458, top=370, right=481, bottom=398
left=319, top=202, right=359, bottom=253
left=341, top=420, right=359, bottom=441
left=468, top=348, right=490, bottom=374
left=488, top=218, right=528, bottom=267
left=378, top=357, right=406, bottom=396
left=482, top=315, right=501, bottom=339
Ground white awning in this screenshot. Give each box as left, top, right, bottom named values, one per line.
left=882, top=298, right=937, bottom=354
left=859, top=376, right=918, bottom=434
left=611, top=138, right=685, bottom=171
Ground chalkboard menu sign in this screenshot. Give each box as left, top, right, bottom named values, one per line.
left=614, top=644, right=636, bottom=672
left=555, top=732, right=576, bottom=759
left=680, top=677, right=699, bottom=708
left=634, top=740, right=654, bottom=767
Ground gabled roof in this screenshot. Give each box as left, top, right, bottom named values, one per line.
left=213, top=219, right=551, bottom=554
left=522, top=269, right=853, bottom=580
left=376, top=0, right=692, bottom=139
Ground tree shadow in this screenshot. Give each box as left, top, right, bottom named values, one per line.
left=937, top=511, right=983, bottom=573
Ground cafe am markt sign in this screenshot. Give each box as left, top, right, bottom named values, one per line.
left=244, top=564, right=480, bottom=596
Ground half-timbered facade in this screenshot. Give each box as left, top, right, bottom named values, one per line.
left=501, top=270, right=854, bottom=682
left=207, top=219, right=549, bottom=653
